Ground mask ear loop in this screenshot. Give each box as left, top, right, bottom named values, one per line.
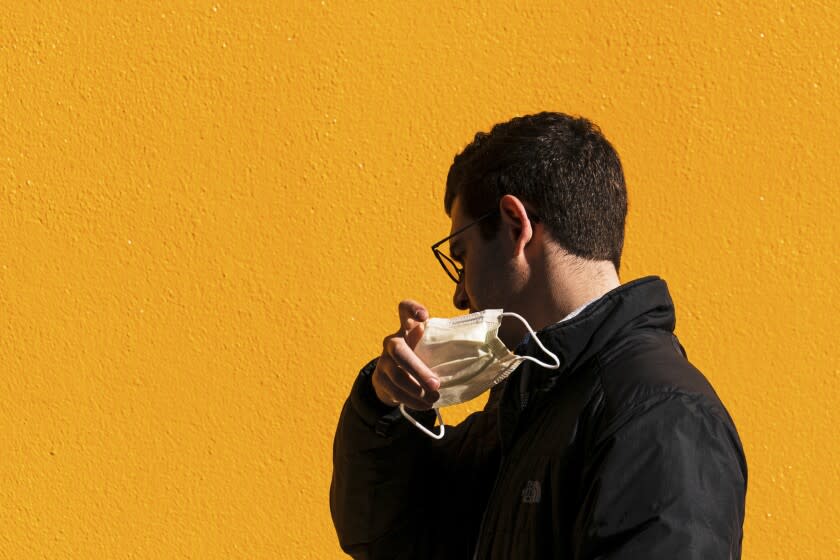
left=397, top=310, right=554, bottom=440
left=500, top=312, right=561, bottom=370
left=399, top=404, right=445, bottom=439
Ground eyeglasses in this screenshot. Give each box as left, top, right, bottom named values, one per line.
left=431, top=209, right=500, bottom=284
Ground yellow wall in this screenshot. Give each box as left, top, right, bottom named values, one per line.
left=1, top=2, right=837, bottom=558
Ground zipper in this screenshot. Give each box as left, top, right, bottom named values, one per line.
left=473, top=368, right=527, bottom=558
left=471, top=454, right=505, bottom=560
left=519, top=369, right=531, bottom=411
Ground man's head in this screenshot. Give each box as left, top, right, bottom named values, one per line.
left=441, top=112, right=627, bottom=341
left=445, top=111, right=627, bottom=269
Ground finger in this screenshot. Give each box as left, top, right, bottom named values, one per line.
left=398, top=300, right=429, bottom=333
left=404, top=321, right=425, bottom=350
left=385, top=359, right=427, bottom=399
left=374, top=355, right=423, bottom=407
left=386, top=337, right=441, bottom=394
left=371, top=357, right=400, bottom=406
left=378, top=370, right=433, bottom=411
left=374, top=380, right=400, bottom=407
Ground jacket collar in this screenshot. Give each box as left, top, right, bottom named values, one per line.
left=498, top=276, right=677, bottom=449
left=518, top=275, right=676, bottom=373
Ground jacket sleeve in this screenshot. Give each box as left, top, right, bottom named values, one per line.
left=573, top=392, right=747, bottom=559
left=330, top=358, right=501, bottom=560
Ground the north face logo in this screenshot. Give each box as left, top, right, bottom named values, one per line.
left=522, top=480, right=541, bottom=504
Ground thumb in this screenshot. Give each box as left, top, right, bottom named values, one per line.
left=404, top=321, right=426, bottom=350
left=399, top=300, right=429, bottom=333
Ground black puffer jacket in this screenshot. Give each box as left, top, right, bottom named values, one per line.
left=331, top=277, right=747, bottom=559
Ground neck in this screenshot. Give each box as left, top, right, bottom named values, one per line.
left=523, top=253, right=620, bottom=332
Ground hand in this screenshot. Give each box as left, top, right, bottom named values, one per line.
left=371, top=300, right=440, bottom=410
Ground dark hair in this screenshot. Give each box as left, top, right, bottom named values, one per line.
left=445, top=112, right=627, bottom=270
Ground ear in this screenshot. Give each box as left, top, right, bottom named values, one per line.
left=498, top=194, right=534, bottom=256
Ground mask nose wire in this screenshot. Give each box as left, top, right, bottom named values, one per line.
left=399, top=404, right=445, bottom=440
left=500, top=312, right=561, bottom=370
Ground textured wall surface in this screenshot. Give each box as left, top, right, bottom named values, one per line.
left=1, top=2, right=838, bottom=558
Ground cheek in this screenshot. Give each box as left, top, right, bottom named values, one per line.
left=468, top=251, right=519, bottom=311
left=461, top=256, right=483, bottom=307
left=464, top=255, right=496, bottom=308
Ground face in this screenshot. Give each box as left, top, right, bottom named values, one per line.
left=448, top=198, right=527, bottom=345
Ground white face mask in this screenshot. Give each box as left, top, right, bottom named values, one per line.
left=399, top=309, right=560, bottom=439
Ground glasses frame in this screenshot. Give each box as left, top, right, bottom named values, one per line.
left=431, top=209, right=500, bottom=284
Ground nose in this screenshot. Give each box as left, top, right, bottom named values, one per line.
left=453, top=278, right=470, bottom=310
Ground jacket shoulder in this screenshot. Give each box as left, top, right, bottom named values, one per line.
left=594, top=329, right=733, bottom=427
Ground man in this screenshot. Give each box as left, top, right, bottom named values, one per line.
left=331, top=112, right=747, bottom=558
